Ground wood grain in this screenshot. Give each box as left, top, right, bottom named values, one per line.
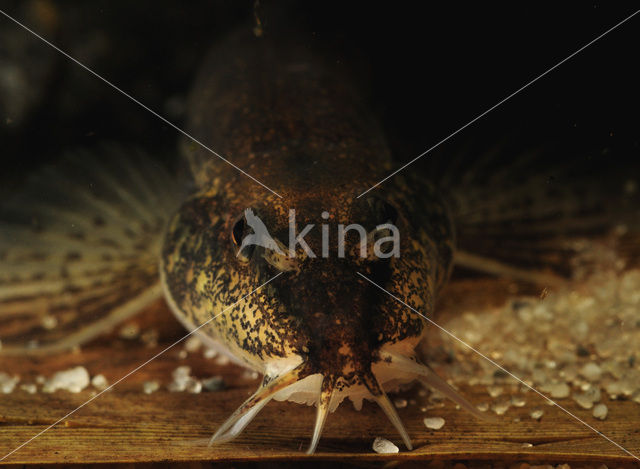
left=1, top=278, right=638, bottom=466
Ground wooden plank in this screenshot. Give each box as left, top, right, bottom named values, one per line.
left=0, top=279, right=638, bottom=466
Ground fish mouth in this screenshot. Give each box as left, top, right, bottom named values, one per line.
left=207, top=348, right=494, bottom=454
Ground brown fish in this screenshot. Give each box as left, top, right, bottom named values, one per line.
left=1, top=25, right=630, bottom=454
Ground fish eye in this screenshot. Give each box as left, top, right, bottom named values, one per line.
left=231, top=215, right=245, bottom=246
left=367, top=197, right=398, bottom=227
left=231, top=210, right=258, bottom=262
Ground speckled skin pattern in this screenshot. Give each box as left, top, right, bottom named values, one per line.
left=161, top=30, right=455, bottom=388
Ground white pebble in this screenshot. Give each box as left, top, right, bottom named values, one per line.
left=185, top=378, right=202, bottom=394
left=491, top=398, right=511, bottom=416
left=20, top=383, right=37, bottom=394
left=572, top=392, right=594, bottom=410
left=580, top=363, right=602, bottom=382
left=423, top=417, right=445, bottom=429
left=203, top=348, right=218, bottom=359
left=118, top=323, right=140, bottom=339
left=42, top=366, right=90, bottom=393
left=41, top=315, right=58, bottom=330
left=215, top=355, right=230, bottom=366
left=487, top=385, right=503, bottom=398
left=511, top=395, right=526, bottom=407
left=143, top=380, right=160, bottom=394
left=168, top=366, right=201, bottom=393
left=393, top=398, right=408, bottom=409
left=184, top=336, right=202, bottom=353
left=242, top=369, right=260, bottom=380
left=91, top=374, right=109, bottom=391
left=605, top=381, right=623, bottom=399
left=476, top=402, right=489, bottom=412
left=372, top=437, right=399, bottom=454
left=0, top=373, right=20, bottom=393
left=530, top=409, right=544, bottom=420
left=542, top=382, right=570, bottom=399
left=593, top=403, right=608, bottom=420
left=172, top=366, right=191, bottom=380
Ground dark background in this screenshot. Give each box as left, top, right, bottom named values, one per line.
left=0, top=1, right=638, bottom=186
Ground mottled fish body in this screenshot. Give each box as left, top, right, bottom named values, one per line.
left=1, top=25, right=634, bottom=455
